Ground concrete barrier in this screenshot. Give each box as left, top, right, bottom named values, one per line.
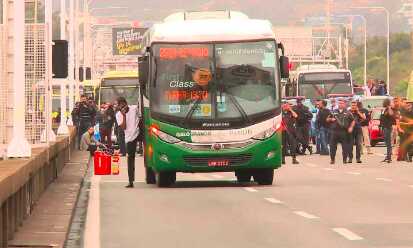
left=0, top=129, right=76, bottom=248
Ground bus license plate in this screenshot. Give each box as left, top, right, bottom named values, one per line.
left=208, top=160, right=229, bottom=167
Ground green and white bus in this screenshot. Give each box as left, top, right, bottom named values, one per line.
left=138, top=10, right=290, bottom=187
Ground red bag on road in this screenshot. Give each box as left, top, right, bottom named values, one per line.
left=94, top=151, right=112, bottom=175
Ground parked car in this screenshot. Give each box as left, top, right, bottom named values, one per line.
left=369, top=108, right=384, bottom=147
left=361, top=96, right=393, bottom=110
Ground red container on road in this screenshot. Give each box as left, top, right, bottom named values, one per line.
left=94, top=151, right=112, bottom=175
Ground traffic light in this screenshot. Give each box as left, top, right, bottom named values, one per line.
left=52, top=40, right=68, bottom=78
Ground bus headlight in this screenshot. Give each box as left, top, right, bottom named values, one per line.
left=157, top=130, right=181, bottom=144
left=252, top=127, right=276, bottom=140
left=150, top=125, right=181, bottom=144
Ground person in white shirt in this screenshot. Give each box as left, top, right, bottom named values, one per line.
left=116, top=97, right=140, bottom=188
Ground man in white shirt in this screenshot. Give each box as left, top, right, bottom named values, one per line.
left=116, top=97, right=140, bottom=188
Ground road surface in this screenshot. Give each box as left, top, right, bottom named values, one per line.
left=82, top=146, right=413, bottom=248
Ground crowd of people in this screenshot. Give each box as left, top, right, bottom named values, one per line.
left=72, top=95, right=142, bottom=188
left=282, top=97, right=413, bottom=165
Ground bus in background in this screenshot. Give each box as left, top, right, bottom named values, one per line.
left=289, top=64, right=354, bottom=99
left=138, top=10, right=290, bottom=187
left=97, top=71, right=140, bottom=106
left=82, top=79, right=100, bottom=100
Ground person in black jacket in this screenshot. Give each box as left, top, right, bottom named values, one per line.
left=327, top=99, right=355, bottom=164
left=293, top=98, right=313, bottom=155
left=72, top=95, right=97, bottom=150
left=381, top=99, right=396, bottom=163
left=349, top=101, right=366, bottom=163
left=282, top=102, right=299, bottom=165
left=316, top=100, right=331, bottom=155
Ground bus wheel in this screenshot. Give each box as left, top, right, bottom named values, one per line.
left=253, top=169, right=274, bottom=185
left=156, top=172, right=176, bottom=187
left=145, top=167, right=156, bottom=184
left=236, top=171, right=252, bottom=183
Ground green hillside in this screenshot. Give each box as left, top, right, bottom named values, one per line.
left=349, top=33, right=412, bottom=96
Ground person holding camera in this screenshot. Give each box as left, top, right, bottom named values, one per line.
left=381, top=99, right=396, bottom=163
left=327, top=99, right=355, bottom=165
left=282, top=102, right=299, bottom=165
left=348, top=101, right=366, bottom=163
left=115, top=97, right=140, bottom=188
left=293, top=98, right=313, bottom=155
left=72, top=95, right=97, bottom=150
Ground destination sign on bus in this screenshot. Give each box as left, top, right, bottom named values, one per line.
left=165, top=90, right=209, bottom=101
left=160, top=47, right=209, bottom=60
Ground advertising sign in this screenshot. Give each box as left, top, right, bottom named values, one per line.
left=112, top=28, right=147, bottom=55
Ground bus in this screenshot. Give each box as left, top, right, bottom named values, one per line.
left=289, top=65, right=354, bottom=99
left=138, top=10, right=290, bottom=187
left=97, top=71, right=140, bottom=106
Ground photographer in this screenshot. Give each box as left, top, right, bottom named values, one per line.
left=282, top=102, right=299, bottom=165
left=349, top=101, right=366, bottom=163
left=327, top=99, right=355, bottom=165
left=381, top=99, right=396, bottom=163
left=72, top=95, right=97, bottom=150
left=315, top=100, right=331, bottom=155
left=116, top=97, right=140, bottom=188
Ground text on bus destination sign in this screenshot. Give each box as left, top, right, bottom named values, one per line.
left=165, top=90, right=209, bottom=101
left=160, top=47, right=209, bottom=60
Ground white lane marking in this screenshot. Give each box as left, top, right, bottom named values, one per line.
left=293, top=211, right=320, bottom=219
left=374, top=153, right=386, bottom=157
left=408, top=185, right=413, bottom=188
left=211, top=174, right=224, bottom=179
left=306, top=163, right=318, bottom=167
left=195, top=175, right=209, bottom=180
left=244, top=187, right=258, bottom=192
left=347, top=172, right=361, bottom=175
left=264, top=197, right=283, bottom=204
left=332, top=228, right=364, bottom=241
left=376, top=177, right=392, bottom=182
left=84, top=175, right=101, bottom=248
left=324, top=168, right=335, bottom=171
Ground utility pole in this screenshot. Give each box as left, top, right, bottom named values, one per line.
left=7, top=0, right=31, bottom=157
left=67, top=0, right=75, bottom=126
left=57, top=0, right=69, bottom=135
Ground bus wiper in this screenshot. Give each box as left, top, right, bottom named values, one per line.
left=184, top=98, right=203, bottom=122
left=227, top=93, right=249, bottom=122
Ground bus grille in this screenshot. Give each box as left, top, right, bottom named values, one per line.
left=183, top=154, right=253, bottom=167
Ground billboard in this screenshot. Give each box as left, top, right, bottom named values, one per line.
left=112, top=28, right=147, bottom=55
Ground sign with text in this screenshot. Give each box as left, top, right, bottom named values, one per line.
left=112, top=28, right=147, bottom=56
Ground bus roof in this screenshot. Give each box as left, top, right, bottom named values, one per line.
left=148, top=12, right=275, bottom=43
left=102, top=71, right=138, bottom=79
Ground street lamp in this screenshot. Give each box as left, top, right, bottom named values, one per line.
left=351, top=6, right=390, bottom=94
left=337, top=14, right=368, bottom=88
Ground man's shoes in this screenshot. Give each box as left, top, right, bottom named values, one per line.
left=343, top=160, right=347, bottom=164
left=292, top=158, right=299, bottom=164
left=282, top=159, right=286, bottom=165
left=308, top=146, right=313, bottom=155
left=348, top=159, right=353, bottom=164
left=125, top=183, right=134, bottom=188
left=330, top=160, right=335, bottom=165
left=357, top=160, right=362, bottom=163
left=381, top=158, right=391, bottom=163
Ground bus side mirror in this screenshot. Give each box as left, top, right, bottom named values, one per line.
left=138, top=55, right=149, bottom=92
left=280, top=56, right=290, bottom=79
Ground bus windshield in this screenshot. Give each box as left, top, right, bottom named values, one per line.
left=100, top=86, right=139, bottom=105
left=150, top=41, right=280, bottom=128
left=298, top=72, right=352, bottom=99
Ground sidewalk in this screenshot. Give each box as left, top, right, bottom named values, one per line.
left=7, top=150, right=89, bottom=248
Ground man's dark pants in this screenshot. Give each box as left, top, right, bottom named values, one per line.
left=116, top=128, right=127, bottom=155
left=282, top=130, right=297, bottom=160
left=349, top=128, right=363, bottom=161
left=126, top=137, right=138, bottom=184
left=330, top=130, right=352, bottom=162
left=296, top=125, right=310, bottom=150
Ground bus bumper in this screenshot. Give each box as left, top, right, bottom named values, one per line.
left=146, top=132, right=282, bottom=173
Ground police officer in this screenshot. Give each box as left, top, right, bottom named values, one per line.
left=327, top=99, right=355, bottom=164
left=293, top=98, right=313, bottom=155
left=72, top=95, right=97, bottom=150
left=282, top=102, right=299, bottom=165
